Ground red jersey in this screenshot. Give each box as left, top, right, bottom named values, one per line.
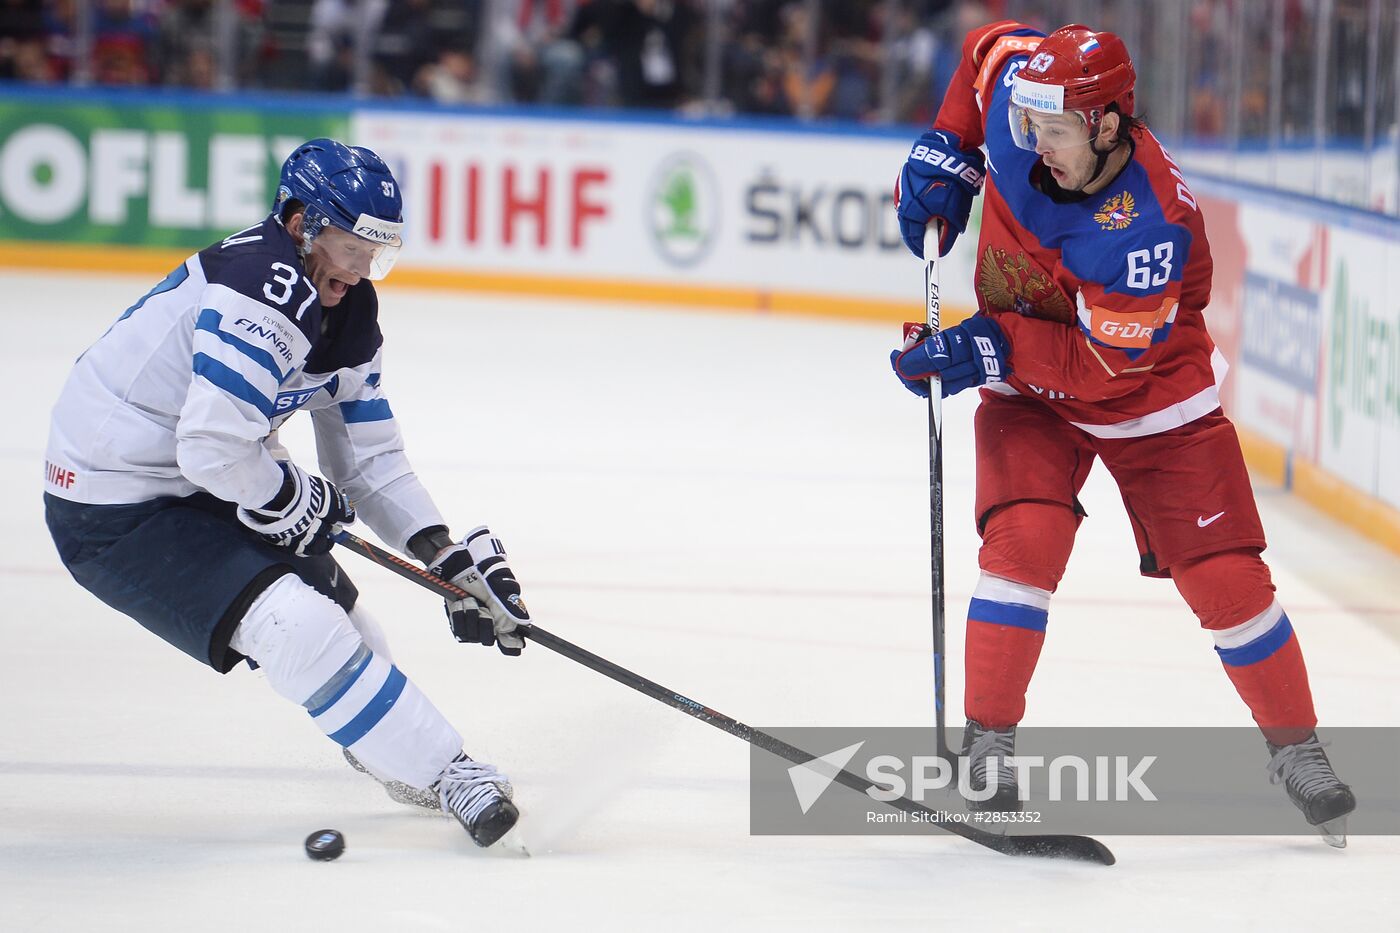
left=937, top=22, right=1223, bottom=438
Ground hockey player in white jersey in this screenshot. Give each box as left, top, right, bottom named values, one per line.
left=44, top=138, right=524, bottom=848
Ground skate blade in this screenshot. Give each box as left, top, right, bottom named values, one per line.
left=496, top=823, right=532, bottom=858
left=1317, top=816, right=1348, bottom=849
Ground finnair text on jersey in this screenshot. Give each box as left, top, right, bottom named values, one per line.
left=234, top=318, right=296, bottom=364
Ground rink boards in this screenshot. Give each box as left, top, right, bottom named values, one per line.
left=1188, top=175, right=1400, bottom=550
left=2, top=88, right=1398, bottom=550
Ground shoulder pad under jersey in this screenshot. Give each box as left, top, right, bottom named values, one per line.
left=304, top=279, right=382, bottom=374
left=197, top=215, right=322, bottom=342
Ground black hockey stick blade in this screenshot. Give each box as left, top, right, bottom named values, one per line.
left=982, top=831, right=1116, bottom=863
left=334, top=531, right=1116, bottom=865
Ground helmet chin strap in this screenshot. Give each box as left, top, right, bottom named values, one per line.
left=1084, top=106, right=1128, bottom=188
left=1087, top=136, right=1116, bottom=186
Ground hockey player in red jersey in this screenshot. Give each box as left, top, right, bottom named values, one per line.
left=889, top=21, right=1355, bottom=845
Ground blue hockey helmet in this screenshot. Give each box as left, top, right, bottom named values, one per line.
left=275, top=138, right=404, bottom=280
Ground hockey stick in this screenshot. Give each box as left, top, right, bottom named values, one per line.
left=923, top=225, right=950, bottom=766
left=334, top=530, right=1115, bottom=865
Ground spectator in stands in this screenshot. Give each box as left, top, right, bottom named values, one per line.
left=555, top=0, right=617, bottom=107
left=0, top=0, right=45, bottom=80
left=608, top=0, right=697, bottom=110
left=151, top=0, right=262, bottom=89
left=307, top=0, right=388, bottom=91
left=776, top=1, right=833, bottom=118
left=928, top=1, right=990, bottom=117
left=38, top=0, right=76, bottom=81
left=91, top=0, right=157, bottom=85
left=372, top=0, right=439, bottom=95
left=1186, top=0, right=1228, bottom=138
left=157, top=0, right=213, bottom=88
left=717, top=0, right=785, bottom=115
left=415, top=41, right=490, bottom=104
left=478, top=0, right=589, bottom=104
left=880, top=1, right=937, bottom=124
left=823, top=0, right=879, bottom=120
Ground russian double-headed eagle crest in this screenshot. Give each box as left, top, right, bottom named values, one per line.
left=1094, top=191, right=1139, bottom=230
left=976, top=247, right=1073, bottom=323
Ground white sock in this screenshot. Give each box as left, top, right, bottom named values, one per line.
left=347, top=604, right=394, bottom=663
left=232, top=574, right=461, bottom=788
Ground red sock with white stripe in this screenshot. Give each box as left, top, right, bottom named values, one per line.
left=1172, top=550, right=1316, bottom=745
left=964, top=573, right=1051, bottom=729
left=1212, top=600, right=1317, bottom=745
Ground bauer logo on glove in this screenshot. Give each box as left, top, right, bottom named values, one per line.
left=910, top=142, right=985, bottom=187
left=890, top=315, right=1010, bottom=399
left=894, top=130, right=987, bottom=258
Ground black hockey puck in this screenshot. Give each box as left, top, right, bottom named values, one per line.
left=304, top=829, right=345, bottom=861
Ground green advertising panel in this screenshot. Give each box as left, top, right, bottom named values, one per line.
left=0, top=97, right=348, bottom=248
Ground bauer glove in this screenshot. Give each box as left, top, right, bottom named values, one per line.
left=895, top=130, right=985, bottom=259
left=891, top=315, right=1009, bottom=398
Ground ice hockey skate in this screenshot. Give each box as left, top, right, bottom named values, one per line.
left=344, top=748, right=442, bottom=812
left=434, top=753, right=519, bottom=848
left=961, top=720, right=1021, bottom=816
left=1266, top=733, right=1356, bottom=848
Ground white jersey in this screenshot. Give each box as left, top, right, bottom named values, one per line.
left=45, top=214, right=444, bottom=553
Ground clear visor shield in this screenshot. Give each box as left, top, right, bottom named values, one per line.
left=307, top=213, right=404, bottom=281
left=1008, top=74, right=1092, bottom=153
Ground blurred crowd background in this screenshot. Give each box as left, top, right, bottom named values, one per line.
left=2, top=0, right=1397, bottom=213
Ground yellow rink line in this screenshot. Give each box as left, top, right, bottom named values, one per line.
left=1238, top=426, right=1400, bottom=555
left=0, top=242, right=972, bottom=326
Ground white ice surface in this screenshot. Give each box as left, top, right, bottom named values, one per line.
left=3, top=271, right=1398, bottom=931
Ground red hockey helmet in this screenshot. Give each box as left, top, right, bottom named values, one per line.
left=1009, top=24, right=1136, bottom=152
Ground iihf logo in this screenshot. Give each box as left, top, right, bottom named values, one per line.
left=45, top=459, right=77, bottom=489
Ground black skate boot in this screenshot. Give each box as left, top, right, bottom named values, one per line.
left=1265, top=733, right=1356, bottom=848
left=962, top=720, right=1021, bottom=817
left=343, top=748, right=442, bottom=812
left=434, top=752, right=519, bottom=848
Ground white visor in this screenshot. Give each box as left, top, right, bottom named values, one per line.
left=349, top=213, right=403, bottom=280
left=1008, top=77, right=1091, bottom=153
left=310, top=213, right=404, bottom=281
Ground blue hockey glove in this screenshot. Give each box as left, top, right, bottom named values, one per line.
left=890, top=315, right=1009, bottom=399
left=428, top=526, right=530, bottom=656
left=895, top=130, right=985, bottom=259
left=236, top=462, right=355, bottom=557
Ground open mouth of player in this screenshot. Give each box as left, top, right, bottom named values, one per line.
left=325, top=276, right=353, bottom=301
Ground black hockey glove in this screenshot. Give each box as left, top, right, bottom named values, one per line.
left=236, top=462, right=355, bottom=557
left=427, top=526, right=530, bottom=656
